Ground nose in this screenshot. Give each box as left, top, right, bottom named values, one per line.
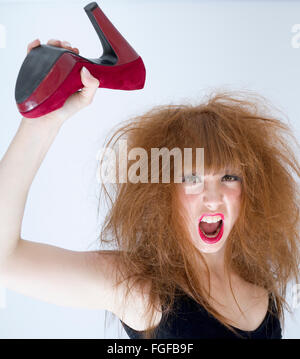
left=202, top=182, right=223, bottom=210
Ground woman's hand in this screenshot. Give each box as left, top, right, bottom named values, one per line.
left=26, top=39, right=100, bottom=125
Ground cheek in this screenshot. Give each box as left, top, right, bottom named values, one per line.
left=226, top=187, right=241, bottom=201
left=224, top=187, right=242, bottom=218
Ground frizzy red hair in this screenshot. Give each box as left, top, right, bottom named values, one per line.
left=95, top=88, right=300, bottom=339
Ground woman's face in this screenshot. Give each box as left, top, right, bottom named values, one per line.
left=176, top=170, right=242, bottom=254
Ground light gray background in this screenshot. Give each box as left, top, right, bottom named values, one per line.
left=0, top=0, right=299, bottom=338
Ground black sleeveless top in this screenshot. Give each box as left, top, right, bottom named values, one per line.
left=120, top=289, right=282, bottom=339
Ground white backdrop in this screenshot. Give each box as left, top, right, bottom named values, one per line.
left=0, top=0, right=299, bottom=338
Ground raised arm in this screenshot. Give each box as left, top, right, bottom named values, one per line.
left=0, top=39, right=123, bottom=311
left=0, top=38, right=99, bottom=262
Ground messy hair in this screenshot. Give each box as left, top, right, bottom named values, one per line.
left=96, top=88, right=300, bottom=339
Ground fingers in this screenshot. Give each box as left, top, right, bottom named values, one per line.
left=47, top=39, right=61, bottom=47
left=47, top=39, right=79, bottom=54
left=55, top=67, right=100, bottom=121
left=77, top=67, right=100, bottom=107
left=27, top=39, right=40, bottom=54
left=61, top=40, right=72, bottom=49
left=27, top=38, right=80, bottom=56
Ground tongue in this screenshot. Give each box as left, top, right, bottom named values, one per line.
left=200, top=220, right=221, bottom=234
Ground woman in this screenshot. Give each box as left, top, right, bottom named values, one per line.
left=0, top=39, right=299, bottom=339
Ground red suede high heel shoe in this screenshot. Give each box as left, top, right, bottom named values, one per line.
left=15, top=2, right=146, bottom=118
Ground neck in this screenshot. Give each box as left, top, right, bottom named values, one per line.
left=203, top=246, right=225, bottom=272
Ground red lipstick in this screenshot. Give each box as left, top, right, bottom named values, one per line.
left=198, top=213, right=224, bottom=244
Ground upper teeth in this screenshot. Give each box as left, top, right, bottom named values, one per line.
left=201, top=215, right=222, bottom=223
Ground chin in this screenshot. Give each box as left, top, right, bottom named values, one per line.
left=197, top=242, right=226, bottom=253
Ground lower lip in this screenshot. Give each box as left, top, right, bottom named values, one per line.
left=198, top=220, right=224, bottom=244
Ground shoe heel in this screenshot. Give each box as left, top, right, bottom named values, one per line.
left=84, top=2, right=139, bottom=66
left=15, top=2, right=146, bottom=118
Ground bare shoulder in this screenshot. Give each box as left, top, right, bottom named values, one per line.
left=86, top=250, right=162, bottom=331
left=111, top=270, right=163, bottom=331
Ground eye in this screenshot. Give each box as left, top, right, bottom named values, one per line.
left=182, top=173, right=202, bottom=184
left=222, top=174, right=241, bottom=182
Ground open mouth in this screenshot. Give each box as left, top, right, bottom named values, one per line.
left=198, top=218, right=224, bottom=244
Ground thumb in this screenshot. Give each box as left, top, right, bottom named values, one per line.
left=78, top=66, right=100, bottom=106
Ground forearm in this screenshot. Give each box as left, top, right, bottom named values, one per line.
left=0, top=117, right=62, bottom=261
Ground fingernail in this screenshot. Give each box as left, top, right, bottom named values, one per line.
left=82, top=66, right=91, bottom=77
